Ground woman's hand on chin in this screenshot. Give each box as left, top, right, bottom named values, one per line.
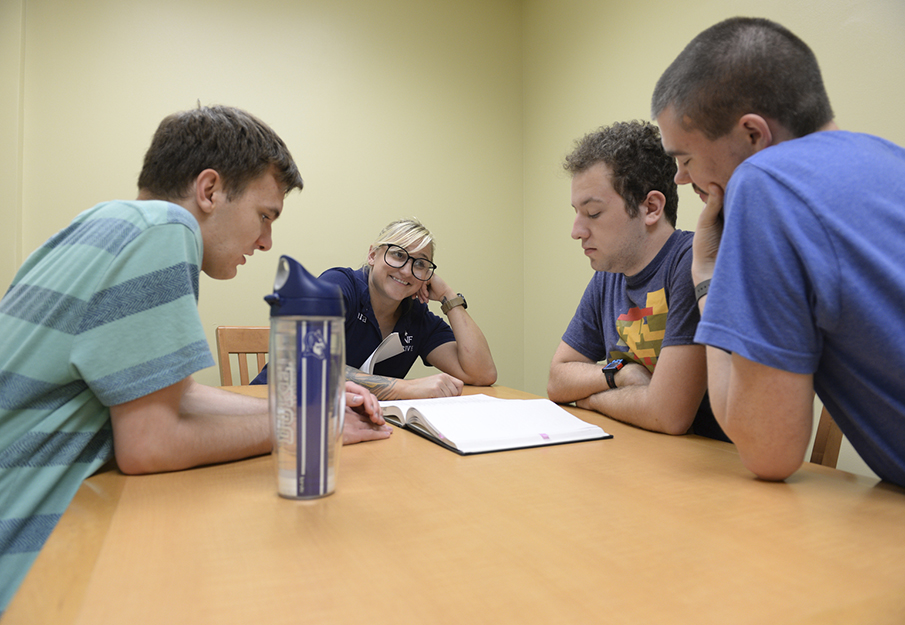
left=422, top=273, right=455, bottom=304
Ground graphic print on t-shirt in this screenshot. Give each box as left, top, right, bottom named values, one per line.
left=611, top=288, right=667, bottom=371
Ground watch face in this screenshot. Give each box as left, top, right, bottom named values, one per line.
left=604, top=359, right=625, bottom=371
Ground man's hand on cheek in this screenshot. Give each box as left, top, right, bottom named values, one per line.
left=691, top=183, right=725, bottom=285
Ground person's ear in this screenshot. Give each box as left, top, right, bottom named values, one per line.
left=194, top=169, right=221, bottom=215
left=640, top=190, right=666, bottom=225
left=367, top=245, right=378, bottom=266
left=738, top=114, right=773, bottom=151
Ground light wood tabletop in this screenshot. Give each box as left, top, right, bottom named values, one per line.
left=5, top=385, right=905, bottom=624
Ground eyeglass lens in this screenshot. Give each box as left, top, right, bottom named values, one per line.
left=384, top=245, right=435, bottom=280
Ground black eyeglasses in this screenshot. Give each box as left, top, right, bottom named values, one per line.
left=383, top=244, right=437, bottom=281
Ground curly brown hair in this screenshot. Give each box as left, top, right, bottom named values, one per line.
left=564, top=120, right=678, bottom=227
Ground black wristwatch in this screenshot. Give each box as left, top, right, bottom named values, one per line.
left=602, top=359, right=627, bottom=389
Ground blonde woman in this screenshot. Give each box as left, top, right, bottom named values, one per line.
left=253, top=219, right=496, bottom=399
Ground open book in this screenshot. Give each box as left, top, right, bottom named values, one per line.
left=379, top=394, right=611, bottom=454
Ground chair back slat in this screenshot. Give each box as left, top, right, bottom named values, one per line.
left=215, top=326, right=269, bottom=386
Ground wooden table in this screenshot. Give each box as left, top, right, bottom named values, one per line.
left=5, top=386, right=905, bottom=624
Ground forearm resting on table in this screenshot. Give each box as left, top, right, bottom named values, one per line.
left=110, top=377, right=271, bottom=475
left=706, top=347, right=814, bottom=481
left=581, top=383, right=699, bottom=436
left=345, top=365, right=465, bottom=400
left=345, top=365, right=402, bottom=400
left=547, top=360, right=609, bottom=404
left=547, top=342, right=653, bottom=405
left=549, top=344, right=707, bottom=435
left=548, top=361, right=673, bottom=431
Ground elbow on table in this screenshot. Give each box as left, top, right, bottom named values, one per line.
left=646, top=404, right=697, bottom=436
left=468, top=367, right=496, bottom=386
left=738, top=450, right=804, bottom=483
left=546, top=378, right=571, bottom=404
left=113, top=444, right=178, bottom=476
left=115, top=452, right=157, bottom=476
left=660, top=418, right=694, bottom=437
left=464, top=364, right=497, bottom=387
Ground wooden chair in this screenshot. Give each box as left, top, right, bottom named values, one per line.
left=215, top=326, right=269, bottom=386
left=809, top=406, right=844, bottom=468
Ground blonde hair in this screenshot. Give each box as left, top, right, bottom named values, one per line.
left=368, top=219, right=435, bottom=263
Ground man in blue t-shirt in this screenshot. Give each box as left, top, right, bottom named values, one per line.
left=652, top=17, right=905, bottom=487
left=548, top=121, right=725, bottom=440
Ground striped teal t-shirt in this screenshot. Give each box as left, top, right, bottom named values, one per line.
left=0, top=200, right=215, bottom=613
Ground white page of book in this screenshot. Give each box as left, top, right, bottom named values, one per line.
left=361, top=332, right=404, bottom=374
left=380, top=394, right=607, bottom=453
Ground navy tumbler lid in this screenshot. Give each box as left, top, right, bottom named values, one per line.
left=264, top=255, right=344, bottom=317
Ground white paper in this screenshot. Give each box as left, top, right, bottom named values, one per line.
left=361, top=332, right=404, bottom=374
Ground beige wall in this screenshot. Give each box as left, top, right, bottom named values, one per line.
left=10, top=0, right=524, bottom=391
left=6, top=0, right=904, bottom=477
left=1, top=0, right=23, bottom=292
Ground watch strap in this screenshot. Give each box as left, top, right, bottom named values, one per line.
left=694, top=279, right=712, bottom=303
left=602, top=359, right=626, bottom=389
left=441, top=293, right=467, bottom=315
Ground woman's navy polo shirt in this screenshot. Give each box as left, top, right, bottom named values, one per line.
left=251, top=267, right=454, bottom=384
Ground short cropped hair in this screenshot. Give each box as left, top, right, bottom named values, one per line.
left=138, top=105, right=304, bottom=201
left=564, top=120, right=679, bottom=227
left=651, top=17, right=834, bottom=140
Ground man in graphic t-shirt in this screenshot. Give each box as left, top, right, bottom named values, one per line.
left=547, top=120, right=725, bottom=440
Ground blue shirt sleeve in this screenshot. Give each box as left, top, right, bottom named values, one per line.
left=695, top=162, right=833, bottom=374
